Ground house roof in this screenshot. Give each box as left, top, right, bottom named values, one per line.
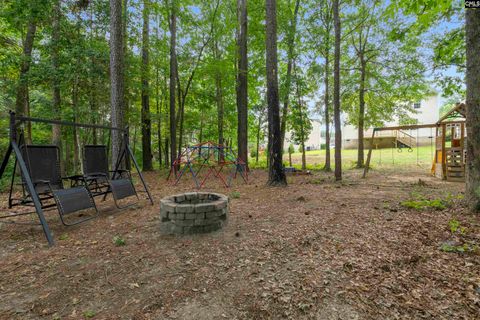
left=437, top=102, right=466, bottom=124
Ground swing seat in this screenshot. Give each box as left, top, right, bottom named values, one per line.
left=20, top=145, right=98, bottom=226
left=83, top=145, right=138, bottom=209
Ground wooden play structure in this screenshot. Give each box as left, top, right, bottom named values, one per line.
left=432, top=103, right=467, bottom=181
left=363, top=103, right=467, bottom=182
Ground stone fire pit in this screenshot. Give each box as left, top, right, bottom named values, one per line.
left=160, top=192, right=229, bottom=235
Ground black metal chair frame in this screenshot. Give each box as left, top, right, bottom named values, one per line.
left=18, top=144, right=99, bottom=226
left=81, top=145, right=139, bottom=209
left=0, top=111, right=154, bottom=246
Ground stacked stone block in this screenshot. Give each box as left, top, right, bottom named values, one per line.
left=160, top=192, right=229, bottom=235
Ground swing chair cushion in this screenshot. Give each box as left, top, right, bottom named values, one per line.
left=83, top=145, right=130, bottom=179
left=109, top=179, right=136, bottom=200
left=83, top=145, right=109, bottom=177
left=53, top=186, right=96, bottom=215
left=83, top=145, right=137, bottom=201
left=21, top=145, right=63, bottom=193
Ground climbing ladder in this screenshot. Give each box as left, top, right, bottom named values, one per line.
left=445, top=147, right=465, bottom=182
left=395, top=130, right=416, bottom=149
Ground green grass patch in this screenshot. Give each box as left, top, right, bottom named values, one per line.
left=113, top=235, right=126, bottom=246
left=401, top=199, right=447, bottom=210
left=448, top=219, right=466, bottom=235
left=441, top=243, right=469, bottom=253
left=229, top=191, right=241, bottom=199
left=83, top=310, right=96, bottom=318
left=248, top=146, right=437, bottom=174
left=58, top=233, right=69, bottom=241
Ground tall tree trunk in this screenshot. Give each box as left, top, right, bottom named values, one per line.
left=110, top=0, right=125, bottom=168
left=256, top=112, right=263, bottom=164
left=289, top=147, right=292, bottom=167
left=164, top=137, right=169, bottom=168
left=280, top=0, right=300, bottom=150
left=122, top=0, right=129, bottom=123
left=216, top=73, right=224, bottom=148
left=324, top=52, right=331, bottom=171
left=266, top=0, right=287, bottom=186
left=294, top=62, right=306, bottom=171
left=141, top=0, right=153, bottom=171
left=357, top=57, right=366, bottom=168
left=156, top=59, right=163, bottom=168
left=132, top=125, right=137, bottom=158
left=72, top=77, right=80, bottom=173
left=214, top=40, right=225, bottom=160
left=333, top=0, right=342, bottom=181
left=52, top=0, right=62, bottom=174
left=64, top=130, right=70, bottom=174
left=89, top=5, right=98, bottom=145
left=299, top=103, right=306, bottom=171
left=466, top=8, right=480, bottom=212
left=177, top=104, right=184, bottom=157
left=199, top=115, right=204, bottom=144
left=236, top=0, right=248, bottom=167
left=169, top=4, right=177, bottom=170
left=16, top=21, right=36, bottom=142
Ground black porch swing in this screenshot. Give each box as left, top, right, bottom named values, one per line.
left=0, top=111, right=154, bottom=246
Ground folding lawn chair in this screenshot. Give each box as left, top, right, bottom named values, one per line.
left=20, top=145, right=98, bottom=226
left=83, top=145, right=138, bottom=209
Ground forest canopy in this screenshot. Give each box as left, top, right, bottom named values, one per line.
left=0, top=0, right=466, bottom=177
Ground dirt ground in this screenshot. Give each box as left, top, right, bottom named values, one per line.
left=0, top=168, right=479, bottom=319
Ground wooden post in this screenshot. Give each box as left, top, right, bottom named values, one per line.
left=362, top=129, right=376, bottom=178
left=441, top=123, right=446, bottom=179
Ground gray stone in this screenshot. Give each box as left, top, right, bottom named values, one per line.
left=197, top=192, right=209, bottom=200
left=176, top=204, right=195, bottom=213
left=195, top=203, right=216, bottom=213
left=183, top=226, right=205, bottom=234
left=203, top=221, right=222, bottom=233
left=160, top=222, right=183, bottom=234
left=184, top=192, right=198, bottom=200
left=175, top=219, right=195, bottom=227
left=170, top=213, right=185, bottom=220
left=194, top=219, right=209, bottom=226
left=160, top=209, right=169, bottom=219
left=160, top=200, right=176, bottom=213
left=184, top=213, right=200, bottom=220
left=214, top=200, right=227, bottom=210
left=205, top=210, right=224, bottom=219
left=174, top=194, right=186, bottom=203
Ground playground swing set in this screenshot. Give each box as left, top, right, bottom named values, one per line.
left=167, top=141, right=248, bottom=188
left=363, top=103, right=467, bottom=182
left=0, top=112, right=153, bottom=246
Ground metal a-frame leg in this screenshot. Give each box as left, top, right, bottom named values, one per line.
left=0, top=144, right=12, bottom=180
left=10, top=141, right=55, bottom=246
left=125, top=138, right=154, bottom=205
left=0, top=144, right=16, bottom=208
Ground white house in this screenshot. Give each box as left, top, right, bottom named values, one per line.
left=342, top=95, right=439, bottom=148
left=285, top=95, right=439, bottom=151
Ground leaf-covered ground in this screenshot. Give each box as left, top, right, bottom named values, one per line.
left=0, top=169, right=479, bottom=319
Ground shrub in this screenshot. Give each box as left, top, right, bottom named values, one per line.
left=113, top=235, right=126, bottom=246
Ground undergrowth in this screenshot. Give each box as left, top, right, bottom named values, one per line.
left=401, top=192, right=463, bottom=211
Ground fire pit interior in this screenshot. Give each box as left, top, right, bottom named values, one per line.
left=160, top=192, right=229, bottom=235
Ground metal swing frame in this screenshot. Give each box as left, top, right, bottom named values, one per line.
left=0, top=111, right=154, bottom=246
